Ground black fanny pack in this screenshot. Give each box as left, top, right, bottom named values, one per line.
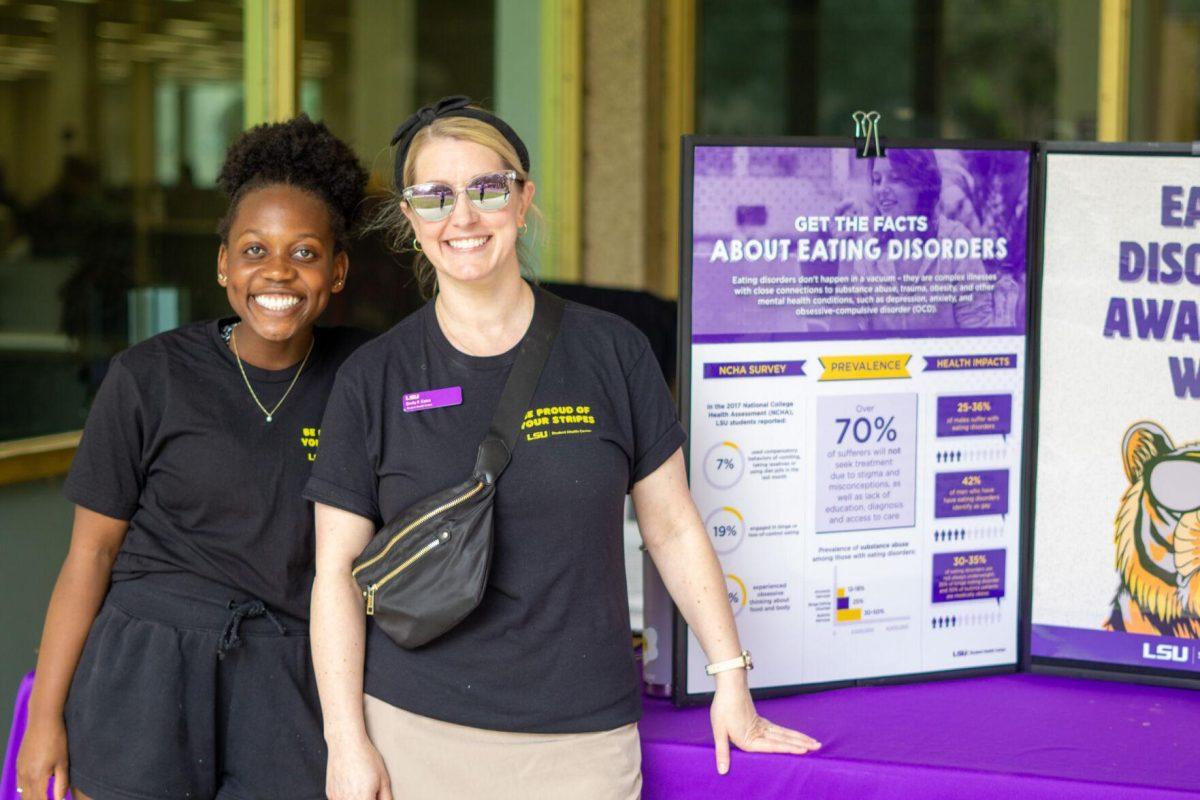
left=351, top=289, right=564, bottom=648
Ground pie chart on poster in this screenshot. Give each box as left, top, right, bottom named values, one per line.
left=704, top=441, right=744, bottom=489
left=706, top=506, right=745, bottom=554
left=726, top=573, right=748, bottom=617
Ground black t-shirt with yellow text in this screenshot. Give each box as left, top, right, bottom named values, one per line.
left=304, top=290, right=686, bottom=734
left=65, top=319, right=371, bottom=620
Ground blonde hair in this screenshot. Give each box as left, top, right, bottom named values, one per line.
left=368, top=114, right=543, bottom=298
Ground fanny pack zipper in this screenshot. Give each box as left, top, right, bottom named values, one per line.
left=356, top=480, right=485, bottom=613
left=366, top=530, right=450, bottom=615
left=353, top=481, right=484, bottom=579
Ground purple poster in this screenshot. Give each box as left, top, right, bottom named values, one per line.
left=691, top=146, right=1030, bottom=343
left=672, top=141, right=1030, bottom=698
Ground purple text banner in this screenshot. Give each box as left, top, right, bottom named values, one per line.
left=1032, top=624, right=1200, bottom=674
left=932, top=549, right=1006, bottom=603
left=923, top=353, right=1018, bottom=371
left=934, top=469, right=1010, bottom=518
left=936, top=394, right=1013, bottom=437
left=703, top=360, right=806, bottom=379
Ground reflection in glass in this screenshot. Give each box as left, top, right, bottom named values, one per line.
left=302, top=0, right=496, bottom=334
left=0, top=1, right=243, bottom=440
left=697, top=0, right=1099, bottom=140
left=1131, top=1, right=1200, bottom=141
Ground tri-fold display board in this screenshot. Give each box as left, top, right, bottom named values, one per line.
left=641, top=137, right=1200, bottom=704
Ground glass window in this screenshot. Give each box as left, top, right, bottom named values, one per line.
left=697, top=0, right=1100, bottom=141
left=1130, top=0, right=1200, bottom=141
left=0, top=0, right=244, bottom=440
left=302, top=0, right=500, bottom=333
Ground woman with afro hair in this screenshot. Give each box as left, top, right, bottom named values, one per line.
left=17, top=115, right=371, bottom=800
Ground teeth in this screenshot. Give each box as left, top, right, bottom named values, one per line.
left=447, top=236, right=488, bottom=250
left=254, top=294, right=301, bottom=311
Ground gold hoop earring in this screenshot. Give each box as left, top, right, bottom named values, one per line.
left=518, top=223, right=529, bottom=237
left=412, top=237, right=423, bottom=252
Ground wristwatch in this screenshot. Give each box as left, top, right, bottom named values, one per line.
left=705, top=649, right=754, bottom=676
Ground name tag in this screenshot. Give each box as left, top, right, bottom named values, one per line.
left=403, top=386, right=463, bottom=413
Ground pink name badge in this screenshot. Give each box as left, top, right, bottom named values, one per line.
left=403, top=386, right=463, bottom=413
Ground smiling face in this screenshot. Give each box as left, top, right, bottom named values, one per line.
left=870, top=159, right=921, bottom=218
left=402, top=137, right=534, bottom=289
left=217, top=183, right=347, bottom=354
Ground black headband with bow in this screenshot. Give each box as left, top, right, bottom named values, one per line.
left=390, top=95, right=531, bottom=189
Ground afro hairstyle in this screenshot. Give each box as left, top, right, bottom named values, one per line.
left=216, top=114, right=367, bottom=250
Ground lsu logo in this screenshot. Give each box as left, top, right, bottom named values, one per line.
left=1105, top=422, right=1200, bottom=638
left=1141, top=642, right=1190, bottom=663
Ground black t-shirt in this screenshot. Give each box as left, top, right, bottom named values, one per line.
left=65, top=320, right=371, bottom=620
left=304, top=289, right=685, bottom=733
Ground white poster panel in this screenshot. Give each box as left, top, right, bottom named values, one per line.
left=1031, top=149, right=1200, bottom=679
left=670, top=141, right=1031, bottom=699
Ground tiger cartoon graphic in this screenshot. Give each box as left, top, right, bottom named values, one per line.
left=1105, top=422, right=1200, bottom=638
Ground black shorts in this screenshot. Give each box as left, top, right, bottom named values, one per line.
left=64, top=573, right=326, bottom=800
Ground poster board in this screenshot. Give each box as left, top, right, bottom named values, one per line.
left=1029, top=143, right=1200, bottom=686
left=662, top=137, right=1035, bottom=702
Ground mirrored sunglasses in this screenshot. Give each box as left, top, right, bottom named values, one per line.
left=402, top=170, right=517, bottom=222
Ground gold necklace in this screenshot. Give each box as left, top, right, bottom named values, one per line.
left=435, top=290, right=532, bottom=357
left=230, top=323, right=314, bottom=422
left=435, top=300, right=479, bottom=356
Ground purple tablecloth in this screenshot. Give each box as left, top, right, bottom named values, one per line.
left=640, top=673, right=1200, bottom=799
left=8, top=670, right=1199, bottom=797
left=2, top=673, right=70, bottom=800
left=1, top=673, right=33, bottom=800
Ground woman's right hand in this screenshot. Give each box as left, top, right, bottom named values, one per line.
left=18, top=507, right=129, bottom=800
left=16, top=716, right=70, bottom=800
left=326, top=736, right=393, bottom=800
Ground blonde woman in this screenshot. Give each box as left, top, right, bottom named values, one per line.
left=306, top=97, right=820, bottom=800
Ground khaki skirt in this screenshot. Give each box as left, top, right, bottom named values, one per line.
left=363, top=693, right=642, bottom=799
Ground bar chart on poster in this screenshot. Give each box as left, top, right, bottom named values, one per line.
left=664, top=140, right=1033, bottom=700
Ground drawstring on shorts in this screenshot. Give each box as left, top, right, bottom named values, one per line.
left=217, top=598, right=287, bottom=659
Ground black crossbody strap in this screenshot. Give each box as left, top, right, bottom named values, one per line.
left=473, top=288, right=565, bottom=484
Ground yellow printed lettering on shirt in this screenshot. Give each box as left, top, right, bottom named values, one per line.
left=300, top=424, right=321, bottom=462
left=523, top=402, right=598, bottom=442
